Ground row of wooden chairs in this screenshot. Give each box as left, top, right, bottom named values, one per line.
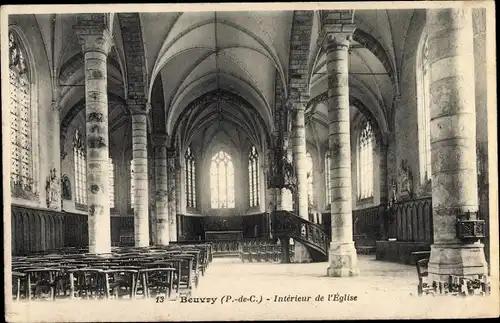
left=11, top=244, right=212, bottom=302
left=415, top=258, right=491, bottom=297
left=238, top=242, right=282, bottom=262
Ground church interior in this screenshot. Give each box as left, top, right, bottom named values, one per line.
left=5, top=8, right=495, bottom=307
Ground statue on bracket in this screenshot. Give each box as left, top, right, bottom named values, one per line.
left=61, top=174, right=72, bottom=200
left=397, top=159, right=413, bottom=200
left=46, top=168, right=60, bottom=209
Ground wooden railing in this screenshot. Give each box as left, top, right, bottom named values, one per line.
left=270, top=210, right=328, bottom=257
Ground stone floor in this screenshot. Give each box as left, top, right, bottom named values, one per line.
left=6, top=255, right=497, bottom=322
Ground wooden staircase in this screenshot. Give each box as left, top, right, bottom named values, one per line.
left=270, top=210, right=328, bottom=262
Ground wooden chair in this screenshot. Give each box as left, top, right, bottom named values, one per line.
left=134, top=268, right=175, bottom=299
left=68, top=268, right=108, bottom=299
left=12, top=271, right=26, bottom=301
left=415, top=259, right=435, bottom=296
left=23, top=267, right=62, bottom=301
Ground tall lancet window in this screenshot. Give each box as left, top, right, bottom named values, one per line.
left=417, top=34, right=432, bottom=184
left=357, top=121, right=374, bottom=200
left=325, top=152, right=332, bottom=206
left=9, top=31, right=34, bottom=193
left=210, top=151, right=235, bottom=209
left=185, top=146, right=197, bottom=208
left=73, top=129, right=87, bottom=207
left=306, top=152, right=314, bottom=205
left=248, top=146, right=260, bottom=207
left=108, top=158, right=115, bottom=209
left=130, top=160, right=135, bottom=209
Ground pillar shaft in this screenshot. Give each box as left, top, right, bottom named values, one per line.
left=51, top=100, right=62, bottom=211
left=76, top=29, right=113, bottom=254
left=169, top=151, right=179, bottom=241
left=427, top=8, right=487, bottom=280
left=153, top=134, right=169, bottom=245
left=291, top=102, right=308, bottom=219
left=321, top=25, right=359, bottom=277
left=131, top=111, right=149, bottom=247
left=379, top=143, right=388, bottom=204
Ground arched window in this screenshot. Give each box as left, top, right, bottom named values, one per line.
left=73, top=129, right=87, bottom=208
left=210, top=151, right=235, bottom=209
left=185, top=147, right=197, bottom=209
left=9, top=31, right=34, bottom=193
left=109, top=158, right=115, bottom=209
left=130, top=160, right=135, bottom=209
left=248, top=146, right=260, bottom=207
left=306, top=152, right=314, bottom=205
left=357, top=121, right=374, bottom=200
left=325, top=152, right=331, bottom=206
left=417, top=34, right=432, bottom=184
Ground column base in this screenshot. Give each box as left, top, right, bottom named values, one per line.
left=327, top=242, right=360, bottom=277
left=293, top=241, right=312, bottom=263
left=428, top=242, right=488, bottom=282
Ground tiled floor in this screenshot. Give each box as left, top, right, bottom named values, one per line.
left=7, top=255, right=497, bottom=322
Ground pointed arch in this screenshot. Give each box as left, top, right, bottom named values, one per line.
left=185, top=146, right=197, bottom=209
left=210, top=150, right=235, bottom=209
left=248, top=146, right=260, bottom=208
left=416, top=29, right=432, bottom=185
left=357, top=121, right=374, bottom=200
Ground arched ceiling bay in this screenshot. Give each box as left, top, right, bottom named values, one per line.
left=173, top=90, right=269, bottom=151
left=140, top=11, right=293, bottom=136
left=308, top=9, right=417, bottom=123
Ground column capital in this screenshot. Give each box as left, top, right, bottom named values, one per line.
left=166, top=147, right=177, bottom=159
left=128, top=99, right=151, bottom=115
left=151, top=133, right=169, bottom=148
left=51, top=100, right=62, bottom=112
left=317, top=24, right=356, bottom=50
left=74, top=28, right=114, bottom=55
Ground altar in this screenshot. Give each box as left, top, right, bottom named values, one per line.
left=205, top=230, right=243, bottom=241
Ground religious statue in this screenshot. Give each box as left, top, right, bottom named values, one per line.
left=45, top=168, right=60, bottom=209
left=61, top=174, right=72, bottom=200
left=398, top=159, right=413, bottom=200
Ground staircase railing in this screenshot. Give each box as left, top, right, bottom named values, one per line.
left=270, top=210, right=328, bottom=256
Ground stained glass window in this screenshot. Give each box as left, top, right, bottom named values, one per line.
left=357, top=122, right=374, bottom=200
left=109, top=158, right=115, bottom=209
left=9, top=31, right=33, bottom=192
left=73, top=129, right=87, bottom=206
left=248, top=146, right=260, bottom=207
left=130, top=160, right=135, bottom=209
left=325, top=152, right=331, bottom=206
left=210, top=151, right=235, bottom=209
left=185, top=147, right=196, bottom=208
left=306, top=152, right=314, bottom=205
left=418, top=35, right=432, bottom=184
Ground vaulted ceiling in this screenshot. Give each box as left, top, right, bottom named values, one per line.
left=31, top=9, right=423, bottom=154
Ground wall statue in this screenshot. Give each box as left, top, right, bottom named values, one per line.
left=397, top=159, right=413, bottom=200
left=45, top=168, right=60, bottom=209
left=61, top=174, right=72, bottom=200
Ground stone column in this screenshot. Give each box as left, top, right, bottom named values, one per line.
left=266, top=147, right=279, bottom=212
left=291, top=100, right=308, bottom=219
left=75, top=27, right=113, bottom=254
left=152, top=133, right=169, bottom=245
left=50, top=97, right=62, bottom=211
left=129, top=101, right=150, bottom=247
left=319, top=16, right=359, bottom=276
left=290, top=99, right=312, bottom=263
left=379, top=142, right=388, bottom=204
left=426, top=8, right=488, bottom=282
left=168, top=148, right=179, bottom=242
